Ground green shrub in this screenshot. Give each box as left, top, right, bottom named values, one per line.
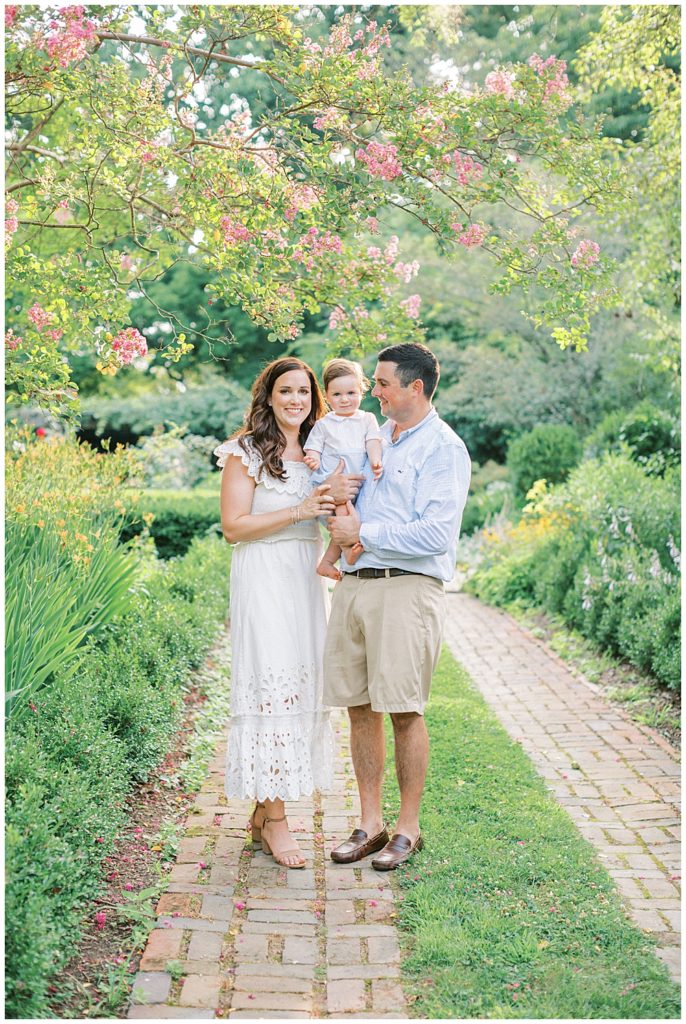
left=462, top=460, right=513, bottom=535
left=134, top=429, right=221, bottom=489
left=469, top=454, right=680, bottom=690
left=78, top=381, right=250, bottom=448
left=585, top=401, right=680, bottom=476
left=5, top=536, right=230, bottom=1019
left=121, top=489, right=221, bottom=558
left=507, top=424, right=582, bottom=498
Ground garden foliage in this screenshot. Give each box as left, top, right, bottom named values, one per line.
left=5, top=5, right=625, bottom=411
left=122, top=489, right=221, bottom=559
left=507, top=423, right=583, bottom=499
left=468, top=454, right=680, bottom=689
left=78, top=381, right=250, bottom=448
left=4, top=433, right=231, bottom=1018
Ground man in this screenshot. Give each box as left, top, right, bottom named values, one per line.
left=323, top=342, right=471, bottom=870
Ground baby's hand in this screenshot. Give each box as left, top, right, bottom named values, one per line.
left=304, top=451, right=320, bottom=471
left=371, top=461, right=383, bottom=481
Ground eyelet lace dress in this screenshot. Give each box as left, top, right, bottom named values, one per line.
left=214, top=437, right=334, bottom=801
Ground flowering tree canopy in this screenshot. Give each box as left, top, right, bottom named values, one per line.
left=5, top=4, right=624, bottom=411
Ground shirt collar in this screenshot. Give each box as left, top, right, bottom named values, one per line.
left=328, top=410, right=363, bottom=421
left=385, top=407, right=437, bottom=443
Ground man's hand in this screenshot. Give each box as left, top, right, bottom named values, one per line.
left=328, top=501, right=362, bottom=548
left=325, top=458, right=365, bottom=504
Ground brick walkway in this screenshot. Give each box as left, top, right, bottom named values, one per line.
left=443, top=592, right=681, bottom=984
left=129, top=592, right=681, bottom=1018
left=128, top=675, right=406, bottom=1019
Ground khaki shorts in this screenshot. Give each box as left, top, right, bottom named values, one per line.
left=323, top=573, right=446, bottom=715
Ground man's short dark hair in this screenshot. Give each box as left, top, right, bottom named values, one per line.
left=377, top=343, right=440, bottom=398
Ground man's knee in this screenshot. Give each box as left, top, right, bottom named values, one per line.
left=390, top=711, right=423, bottom=732
left=348, top=703, right=376, bottom=723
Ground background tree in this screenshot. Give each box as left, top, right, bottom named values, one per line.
left=5, top=3, right=623, bottom=412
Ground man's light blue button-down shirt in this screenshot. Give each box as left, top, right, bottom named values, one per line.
left=340, top=407, right=471, bottom=582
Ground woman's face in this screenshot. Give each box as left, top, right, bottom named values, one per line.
left=269, top=369, right=312, bottom=432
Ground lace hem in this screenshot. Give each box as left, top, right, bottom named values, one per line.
left=213, top=437, right=313, bottom=497
left=224, top=711, right=334, bottom=802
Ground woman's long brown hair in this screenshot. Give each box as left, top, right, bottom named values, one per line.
left=233, top=357, right=326, bottom=481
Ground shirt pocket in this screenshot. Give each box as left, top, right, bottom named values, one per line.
left=392, top=462, right=419, bottom=503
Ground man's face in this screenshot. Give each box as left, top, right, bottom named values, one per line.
left=371, top=361, right=415, bottom=422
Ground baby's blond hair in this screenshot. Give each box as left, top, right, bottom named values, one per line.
left=322, top=358, right=369, bottom=394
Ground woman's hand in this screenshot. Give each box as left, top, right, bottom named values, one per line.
left=297, top=484, right=336, bottom=520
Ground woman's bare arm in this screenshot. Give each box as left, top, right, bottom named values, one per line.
left=220, top=456, right=335, bottom=543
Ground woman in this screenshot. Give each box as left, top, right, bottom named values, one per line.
left=214, top=357, right=337, bottom=869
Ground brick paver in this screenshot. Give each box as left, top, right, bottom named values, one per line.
left=127, top=635, right=408, bottom=1018
left=443, top=592, right=681, bottom=984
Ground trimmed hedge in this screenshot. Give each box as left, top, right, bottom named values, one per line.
left=5, top=535, right=230, bottom=1019
left=78, top=382, right=250, bottom=448
left=121, top=489, right=221, bottom=558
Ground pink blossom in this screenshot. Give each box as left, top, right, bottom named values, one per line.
left=47, top=328, right=64, bottom=342
left=485, top=69, right=515, bottom=100
left=27, top=303, right=53, bottom=330
left=54, top=200, right=71, bottom=225
left=393, top=260, right=420, bottom=284
left=94, top=910, right=107, bottom=930
left=6, top=198, right=18, bottom=216
left=313, top=108, right=341, bottom=132
left=197, top=860, right=207, bottom=869
left=571, top=239, right=600, bottom=270
left=234, top=900, right=246, bottom=911
left=384, top=235, right=399, bottom=265
left=120, top=253, right=136, bottom=272
left=5, top=216, right=18, bottom=239
left=110, top=327, right=148, bottom=366
left=5, top=6, right=18, bottom=28
left=328, top=306, right=348, bottom=330
left=284, top=184, right=319, bottom=221
left=220, top=216, right=252, bottom=245
left=286, top=324, right=300, bottom=339
left=43, top=7, right=97, bottom=68
left=5, top=329, right=22, bottom=350
left=452, top=223, right=488, bottom=248
left=367, top=246, right=382, bottom=260
left=400, top=294, right=422, bottom=319
left=366, top=216, right=380, bottom=234
left=528, top=53, right=571, bottom=107
left=450, top=151, right=483, bottom=187
left=140, top=150, right=154, bottom=164
left=355, top=142, right=402, bottom=182
left=124, top=882, right=134, bottom=891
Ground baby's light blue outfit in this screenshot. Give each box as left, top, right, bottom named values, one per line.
left=304, top=410, right=381, bottom=477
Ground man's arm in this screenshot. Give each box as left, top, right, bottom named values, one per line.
left=359, top=444, right=470, bottom=557
left=311, top=458, right=365, bottom=502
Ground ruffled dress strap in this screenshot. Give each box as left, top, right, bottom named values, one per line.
left=213, top=437, right=263, bottom=480
left=213, top=436, right=313, bottom=498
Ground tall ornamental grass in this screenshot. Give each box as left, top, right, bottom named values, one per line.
left=5, top=429, right=141, bottom=720
left=468, top=454, right=680, bottom=689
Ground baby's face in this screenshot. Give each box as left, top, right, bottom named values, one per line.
left=327, top=374, right=363, bottom=416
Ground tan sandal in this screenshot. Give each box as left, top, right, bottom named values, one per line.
left=261, top=813, right=305, bottom=869
left=249, top=802, right=266, bottom=845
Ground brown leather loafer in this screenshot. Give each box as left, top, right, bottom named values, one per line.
left=371, top=833, right=424, bottom=871
left=330, top=827, right=389, bottom=864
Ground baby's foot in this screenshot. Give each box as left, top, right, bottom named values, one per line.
left=343, top=542, right=364, bottom=566
left=317, top=558, right=342, bottom=582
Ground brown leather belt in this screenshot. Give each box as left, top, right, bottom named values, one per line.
left=346, top=568, right=420, bottom=579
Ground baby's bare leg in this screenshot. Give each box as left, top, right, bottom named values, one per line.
left=317, top=538, right=343, bottom=581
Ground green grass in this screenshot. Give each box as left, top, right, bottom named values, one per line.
left=383, top=648, right=680, bottom=1019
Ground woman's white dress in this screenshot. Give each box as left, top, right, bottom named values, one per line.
left=214, top=437, right=334, bottom=801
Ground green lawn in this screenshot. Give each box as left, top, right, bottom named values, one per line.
left=384, top=648, right=680, bottom=1019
